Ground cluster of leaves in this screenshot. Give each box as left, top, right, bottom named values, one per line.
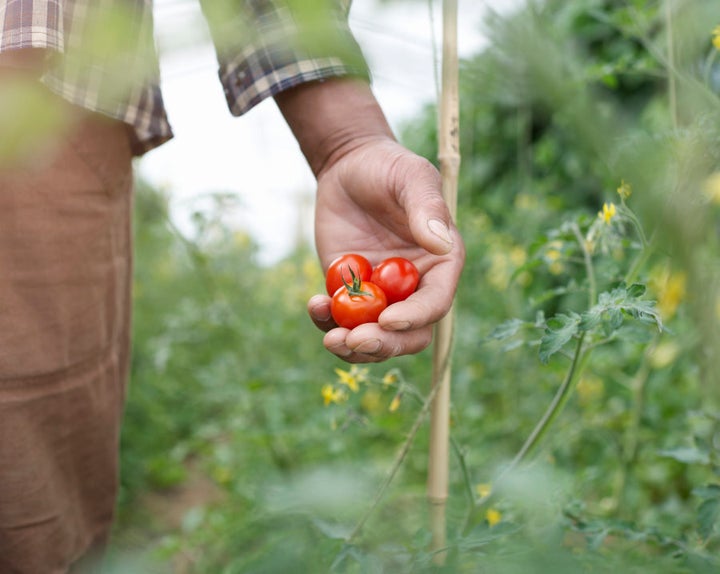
left=490, top=282, right=663, bottom=364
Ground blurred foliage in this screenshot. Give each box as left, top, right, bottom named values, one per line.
left=108, top=0, right=720, bottom=572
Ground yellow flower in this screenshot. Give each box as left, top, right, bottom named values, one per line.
left=545, top=248, right=562, bottom=263
left=476, top=483, right=492, bottom=499
left=388, top=394, right=402, bottom=412
left=486, top=508, right=502, bottom=527
left=617, top=179, right=632, bottom=200
left=334, top=366, right=367, bottom=392
left=321, top=384, right=346, bottom=406
left=660, top=275, right=686, bottom=319
left=703, top=172, right=720, bottom=205
left=650, top=265, right=686, bottom=320
left=598, top=202, right=617, bottom=224
left=382, top=370, right=398, bottom=385
left=713, top=25, right=720, bottom=50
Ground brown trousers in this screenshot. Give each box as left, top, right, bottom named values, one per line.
left=0, top=97, right=133, bottom=573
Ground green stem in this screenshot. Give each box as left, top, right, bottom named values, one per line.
left=462, top=333, right=590, bottom=533
left=620, top=205, right=649, bottom=250
left=572, top=223, right=597, bottom=308
left=347, top=379, right=442, bottom=542
left=502, top=332, right=588, bottom=477
left=450, top=435, right=476, bottom=507
left=624, top=230, right=656, bottom=285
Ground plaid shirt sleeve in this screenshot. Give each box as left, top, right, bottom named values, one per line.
left=0, top=0, right=64, bottom=52
left=1, top=0, right=369, bottom=156
left=202, top=0, right=370, bottom=117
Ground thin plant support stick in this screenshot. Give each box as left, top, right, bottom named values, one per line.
left=665, top=0, right=678, bottom=129
left=427, top=0, right=460, bottom=564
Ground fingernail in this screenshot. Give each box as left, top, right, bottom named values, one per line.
left=428, top=219, right=453, bottom=246
left=353, top=339, right=382, bottom=354
left=385, top=320, right=411, bottom=331
left=311, top=305, right=332, bottom=322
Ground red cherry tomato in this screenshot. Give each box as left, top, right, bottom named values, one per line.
left=325, top=253, right=373, bottom=296
left=370, top=257, right=420, bottom=304
left=331, top=281, right=387, bottom=329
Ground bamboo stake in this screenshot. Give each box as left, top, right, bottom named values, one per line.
left=427, top=0, right=460, bottom=564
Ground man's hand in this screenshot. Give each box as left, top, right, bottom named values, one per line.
left=276, top=78, right=464, bottom=362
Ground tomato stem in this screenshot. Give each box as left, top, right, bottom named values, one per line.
left=342, top=266, right=374, bottom=297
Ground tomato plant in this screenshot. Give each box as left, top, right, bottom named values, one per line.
left=331, top=280, right=387, bottom=329
left=325, top=253, right=373, bottom=296
left=370, top=257, right=419, bottom=304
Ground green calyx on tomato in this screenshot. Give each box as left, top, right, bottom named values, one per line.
left=340, top=266, right=373, bottom=297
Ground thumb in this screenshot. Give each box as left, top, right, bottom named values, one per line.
left=399, top=160, right=457, bottom=255
left=422, top=216, right=457, bottom=255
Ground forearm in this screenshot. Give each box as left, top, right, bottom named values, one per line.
left=275, top=77, right=396, bottom=178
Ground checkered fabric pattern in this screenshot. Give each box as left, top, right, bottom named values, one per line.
left=0, top=0, right=368, bottom=155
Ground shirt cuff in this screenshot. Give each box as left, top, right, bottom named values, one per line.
left=220, top=53, right=369, bottom=117
left=212, top=2, right=370, bottom=117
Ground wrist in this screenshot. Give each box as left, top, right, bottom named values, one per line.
left=275, top=77, right=396, bottom=178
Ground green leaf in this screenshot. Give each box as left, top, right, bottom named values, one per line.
left=579, top=308, right=602, bottom=330
left=627, top=283, right=646, bottom=297
left=657, top=446, right=710, bottom=465
left=693, top=484, right=720, bottom=500
left=698, top=498, right=720, bottom=541
left=310, top=517, right=352, bottom=540
left=539, top=313, right=581, bottom=364
left=487, top=318, right=526, bottom=341
left=502, top=339, right=525, bottom=352
left=607, top=307, right=624, bottom=331
left=580, top=283, right=663, bottom=338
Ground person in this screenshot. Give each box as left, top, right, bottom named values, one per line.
left=0, top=0, right=464, bottom=572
